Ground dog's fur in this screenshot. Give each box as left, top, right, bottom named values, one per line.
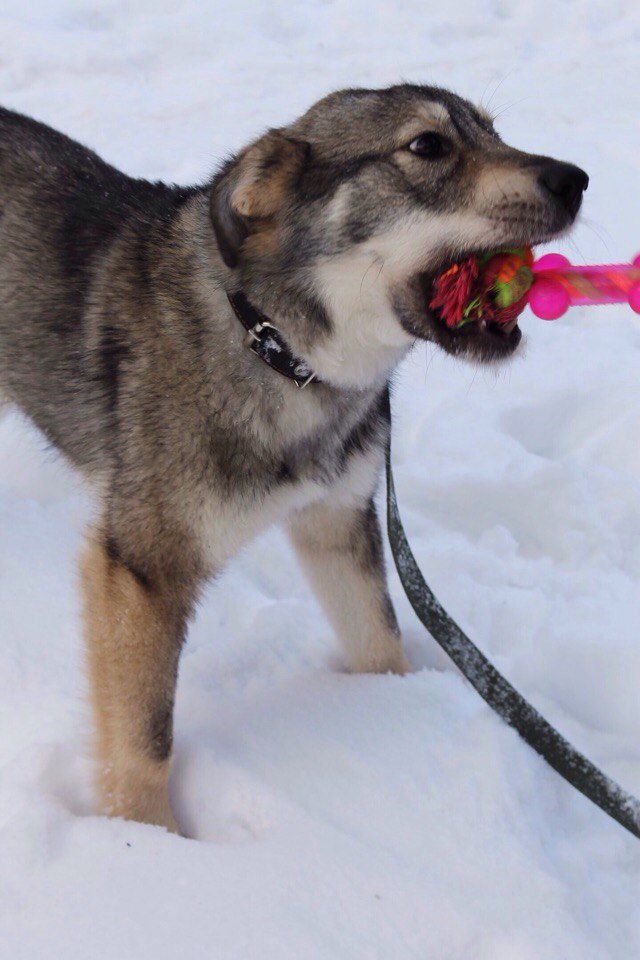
left=0, top=85, right=586, bottom=832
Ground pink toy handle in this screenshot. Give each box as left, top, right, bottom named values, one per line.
left=529, top=253, right=640, bottom=320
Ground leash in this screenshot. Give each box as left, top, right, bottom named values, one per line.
left=228, top=287, right=640, bottom=839
left=384, top=393, right=640, bottom=840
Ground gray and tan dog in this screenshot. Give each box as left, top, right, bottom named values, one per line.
left=0, top=85, right=587, bottom=833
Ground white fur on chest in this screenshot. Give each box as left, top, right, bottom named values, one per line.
left=195, top=442, right=382, bottom=574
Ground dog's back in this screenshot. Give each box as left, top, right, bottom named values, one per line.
left=0, top=107, right=193, bottom=470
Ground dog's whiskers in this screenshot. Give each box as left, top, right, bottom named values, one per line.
left=489, top=96, right=531, bottom=123
left=489, top=168, right=509, bottom=206
left=481, top=70, right=514, bottom=119
left=358, top=256, right=385, bottom=303
left=579, top=218, right=614, bottom=257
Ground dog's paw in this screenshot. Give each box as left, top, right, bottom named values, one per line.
left=110, top=803, right=184, bottom=836
left=349, top=647, right=413, bottom=676
left=101, top=781, right=184, bottom=835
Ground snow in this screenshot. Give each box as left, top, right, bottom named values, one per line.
left=1, top=1, right=640, bottom=957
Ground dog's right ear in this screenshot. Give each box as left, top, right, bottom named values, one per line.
left=210, top=130, right=309, bottom=269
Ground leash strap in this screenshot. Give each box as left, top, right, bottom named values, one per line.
left=384, top=400, right=640, bottom=840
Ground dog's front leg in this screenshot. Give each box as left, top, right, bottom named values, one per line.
left=287, top=497, right=410, bottom=675
left=79, top=532, right=194, bottom=833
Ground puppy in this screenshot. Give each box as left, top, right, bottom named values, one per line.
left=0, top=85, right=587, bottom=832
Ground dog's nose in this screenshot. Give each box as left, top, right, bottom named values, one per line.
left=538, top=161, right=589, bottom=218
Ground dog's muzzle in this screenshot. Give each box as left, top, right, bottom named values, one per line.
left=537, top=161, right=589, bottom=219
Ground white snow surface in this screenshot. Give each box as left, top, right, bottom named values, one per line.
left=1, top=2, right=640, bottom=957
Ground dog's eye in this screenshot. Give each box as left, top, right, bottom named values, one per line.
left=408, top=132, right=451, bottom=160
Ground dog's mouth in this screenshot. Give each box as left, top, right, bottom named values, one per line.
left=403, top=246, right=536, bottom=362
left=420, top=272, right=522, bottom=360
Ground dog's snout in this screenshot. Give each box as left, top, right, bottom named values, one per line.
left=538, top=161, right=589, bottom=218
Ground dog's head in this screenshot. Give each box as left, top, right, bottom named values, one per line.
left=210, top=85, right=588, bottom=387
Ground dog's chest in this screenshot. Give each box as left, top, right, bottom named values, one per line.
left=195, top=459, right=330, bottom=571
left=195, top=399, right=382, bottom=570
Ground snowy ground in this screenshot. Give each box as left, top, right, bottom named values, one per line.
left=1, top=1, right=640, bottom=957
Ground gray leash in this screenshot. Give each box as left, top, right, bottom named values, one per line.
left=385, top=402, right=640, bottom=840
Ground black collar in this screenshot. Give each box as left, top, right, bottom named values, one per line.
left=227, top=291, right=320, bottom=389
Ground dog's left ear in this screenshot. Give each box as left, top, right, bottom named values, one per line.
left=210, top=130, right=310, bottom=269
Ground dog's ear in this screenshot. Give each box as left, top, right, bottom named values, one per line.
left=210, top=130, right=309, bottom=269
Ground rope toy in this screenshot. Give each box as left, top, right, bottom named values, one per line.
left=430, top=249, right=640, bottom=328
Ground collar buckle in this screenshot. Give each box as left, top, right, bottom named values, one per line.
left=293, top=366, right=317, bottom=389
left=228, top=290, right=321, bottom=390
left=245, top=320, right=277, bottom=346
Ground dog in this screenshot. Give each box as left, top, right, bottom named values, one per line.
left=0, top=85, right=587, bottom=833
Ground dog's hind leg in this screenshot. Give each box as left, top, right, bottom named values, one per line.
left=79, top=530, right=195, bottom=833
left=287, top=497, right=410, bottom=675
